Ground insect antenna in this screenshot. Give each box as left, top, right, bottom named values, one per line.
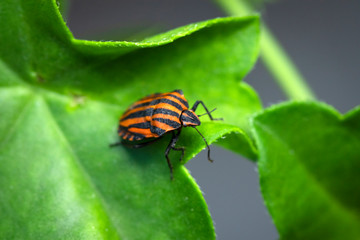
left=197, top=108, right=217, bottom=117
left=193, top=127, right=213, bottom=163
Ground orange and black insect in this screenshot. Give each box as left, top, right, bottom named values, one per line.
left=111, top=89, right=222, bottom=179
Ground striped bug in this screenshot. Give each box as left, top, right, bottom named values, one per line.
left=111, top=89, right=222, bottom=179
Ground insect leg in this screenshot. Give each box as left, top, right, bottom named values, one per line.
left=191, top=100, right=223, bottom=121
left=165, top=129, right=183, bottom=180
left=109, top=136, right=163, bottom=149
left=172, top=147, right=185, bottom=162
left=109, top=142, right=122, bottom=147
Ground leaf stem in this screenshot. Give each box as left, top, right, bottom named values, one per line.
left=214, top=0, right=316, bottom=100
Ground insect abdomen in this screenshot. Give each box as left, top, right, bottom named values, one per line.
left=119, top=90, right=189, bottom=141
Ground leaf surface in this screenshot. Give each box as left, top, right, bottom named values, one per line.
left=252, top=102, right=360, bottom=240
left=0, top=0, right=261, bottom=239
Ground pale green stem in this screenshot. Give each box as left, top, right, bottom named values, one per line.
left=214, top=0, right=316, bottom=100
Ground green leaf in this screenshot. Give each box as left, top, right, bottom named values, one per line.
left=56, top=0, right=70, bottom=19
left=0, top=0, right=261, bottom=239
left=251, top=102, right=360, bottom=240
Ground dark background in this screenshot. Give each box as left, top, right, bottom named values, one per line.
left=66, top=0, right=360, bottom=239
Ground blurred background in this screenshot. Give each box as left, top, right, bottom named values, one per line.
left=66, top=0, right=360, bottom=239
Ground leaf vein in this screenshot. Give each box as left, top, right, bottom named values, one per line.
left=42, top=97, right=123, bottom=239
